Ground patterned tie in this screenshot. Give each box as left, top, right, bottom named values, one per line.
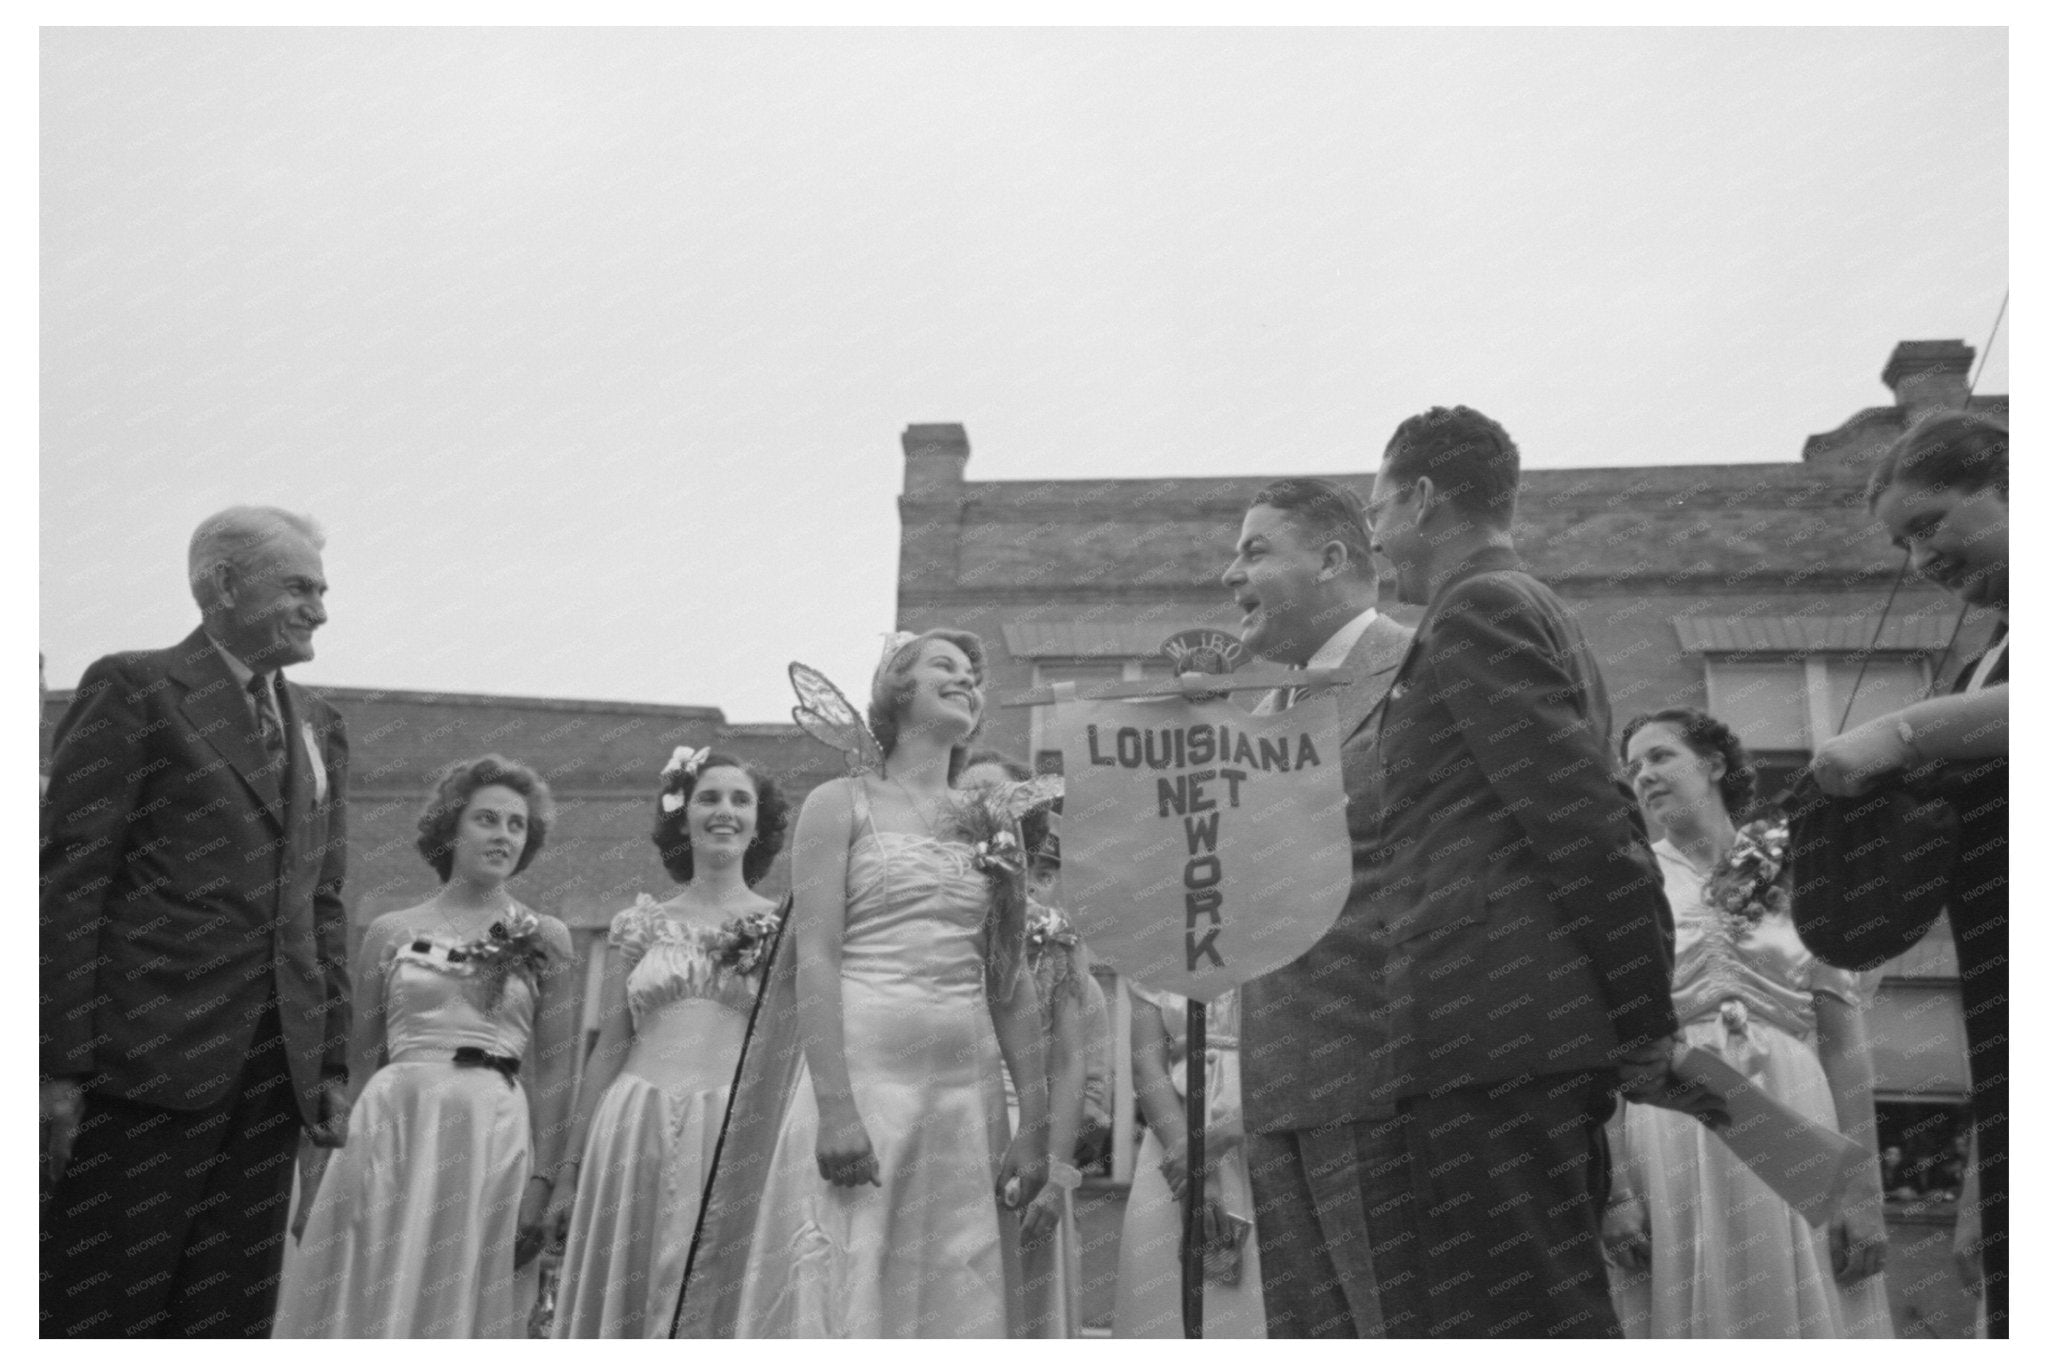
left=249, top=673, right=287, bottom=771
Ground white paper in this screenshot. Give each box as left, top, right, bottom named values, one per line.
left=1670, top=1043, right=1870, bottom=1228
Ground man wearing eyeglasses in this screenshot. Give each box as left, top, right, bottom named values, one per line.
left=1353, top=406, right=1713, bottom=1337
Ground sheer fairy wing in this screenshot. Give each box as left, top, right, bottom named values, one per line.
left=788, top=662, right=883, bottom=773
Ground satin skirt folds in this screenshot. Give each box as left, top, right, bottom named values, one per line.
left=552, top=1074, right=729, bottom=1339
left=1611, top=1013, right=1892, bottom=1338
left=275, top=1060, right=531, bottom=1338
left=734, top=974, right=1011, bottom=1338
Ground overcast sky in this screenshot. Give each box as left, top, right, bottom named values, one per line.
left=38, top=26, right=2007, bottom=723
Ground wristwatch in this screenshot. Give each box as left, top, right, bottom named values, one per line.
left=1046, top=1161, right=1083, bottom=1191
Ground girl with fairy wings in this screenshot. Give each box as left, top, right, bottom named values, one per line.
left=674, top=629, right=1063, bottom=1338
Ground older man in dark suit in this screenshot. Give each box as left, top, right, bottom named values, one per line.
left=41, top=506, right=352, bottom=1338
left=1354, top=406, right=1715, bottom=1337
left=1222, top=477, right=1414, bottom=1337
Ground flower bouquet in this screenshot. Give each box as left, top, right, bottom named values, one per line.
left=460, top=904, right=551, bottom=1011
left=1705, top=815, right=1792, bottom=936
left=711, top=908, right=785, bottom=978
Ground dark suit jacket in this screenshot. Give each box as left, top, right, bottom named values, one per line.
left=1240, top=610, right=1415, bottom=1133
left=40, top=627, right=351, bottom=1126
left=1358, top=547, right=1677, bottom=1104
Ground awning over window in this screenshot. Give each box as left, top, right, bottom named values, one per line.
left=1674, top=614, right=1956, bottom=655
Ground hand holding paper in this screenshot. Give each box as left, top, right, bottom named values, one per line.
left=1667, top=1043, right=1872, bottom=1228
left=1616, top=1035, right=1729, bottom=1128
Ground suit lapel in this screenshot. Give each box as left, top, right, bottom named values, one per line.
left=1304, top=614, right=1415, bottom=745
left=1368, top=549, right=1519, bottom=745
left=167, top=628, right=285, bottom=829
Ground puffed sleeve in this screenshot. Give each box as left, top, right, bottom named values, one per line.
left=1809, top=962, right=1880, bottom=1010
left=608, top=895, right=659, bottom=968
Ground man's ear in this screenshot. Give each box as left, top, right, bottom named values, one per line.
left=1409, top=475, right=1437, bottom=522
left=207, top=561, right=239, bottom=613
left=1318, top=539, right=1349, bottom=582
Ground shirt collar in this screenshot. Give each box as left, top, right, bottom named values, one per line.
left=1303, top=608, right=1380, bottom=671
left=205, top=633, right=277, bottom=697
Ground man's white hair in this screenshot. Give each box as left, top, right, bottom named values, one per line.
left=188, top=506, right=326, bottom=609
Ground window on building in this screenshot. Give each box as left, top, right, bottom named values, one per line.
left=1822, top=656, right=1932, bottom=733
left=1875, top=1099, right=1973, bottom=1208
left=1702, top=659, right=1813, bottom=751
left=1703, top=653, right=1930, bottom=794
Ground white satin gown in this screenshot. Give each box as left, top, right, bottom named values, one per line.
left=275, top=934, right=537, bottom=1338
left=552, top=898, right=759, bottom=1337
left=1610, top=842, right=1892, bottom=1338
left=734, top=812, right=1014, bottom=1337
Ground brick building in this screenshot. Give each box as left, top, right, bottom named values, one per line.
left=891, top=338, right=2003, bottom=1336
left=38, top=339, right=2001, bottom=1336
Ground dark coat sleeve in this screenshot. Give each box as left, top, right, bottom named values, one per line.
left=311, top=706, right=352, bottom=1083
left=39, top=654, right=149, bottom=1080
left=1423, top=574, right=1678, bottom=1054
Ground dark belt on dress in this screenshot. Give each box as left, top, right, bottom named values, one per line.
left=452, top=1046, right=521, bottom=1086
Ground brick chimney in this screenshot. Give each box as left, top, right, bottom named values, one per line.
left=1881, top=340, right=1973, bottom=412
left=902, top=423, right=969, bottom=495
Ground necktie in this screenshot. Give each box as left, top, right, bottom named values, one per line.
left=249, top=673, right=287, bottom=770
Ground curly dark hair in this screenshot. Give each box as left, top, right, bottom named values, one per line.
left=1618, top=707, right=1756, bottom=817
left=1381, top=405, right=1522, bottom=528
left=652, top=751, right=790, bottom=887
left=869, top=629, right=987, bottom=781
left=415, top=754, right=554, bottom=883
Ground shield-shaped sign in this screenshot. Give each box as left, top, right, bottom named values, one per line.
left=1049, top=690, right=1350, bottom=1002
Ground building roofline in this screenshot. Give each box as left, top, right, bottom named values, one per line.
left=901, top=458, right=1874, bottom=505
left=42, top=681, right=732, bottom=721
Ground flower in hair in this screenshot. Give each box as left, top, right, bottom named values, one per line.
left=660, top=746, right=715, bottom=811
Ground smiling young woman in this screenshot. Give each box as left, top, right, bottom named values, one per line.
left=682, top=629, right=1052, bottom=1339
left=275, top=755, right=576, bottom=1339
left=548, top=748, right=789, bottom=1338
left=1811, top=411, right=2009, bottom=1337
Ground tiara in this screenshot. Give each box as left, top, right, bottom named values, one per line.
left=871, top=630, right=921, bottom=691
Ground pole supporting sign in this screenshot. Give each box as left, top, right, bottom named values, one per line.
left=1004, top=631, right=1353, bottom=1336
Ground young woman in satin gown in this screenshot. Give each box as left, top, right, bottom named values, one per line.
left=685, top=630, right=1051, bottom=1338
left=1605, top=711, right=1891, bottom=1338
left=547, top=749, right=788, bottom=1337
left=276, top=756, right=575, bottom=1338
